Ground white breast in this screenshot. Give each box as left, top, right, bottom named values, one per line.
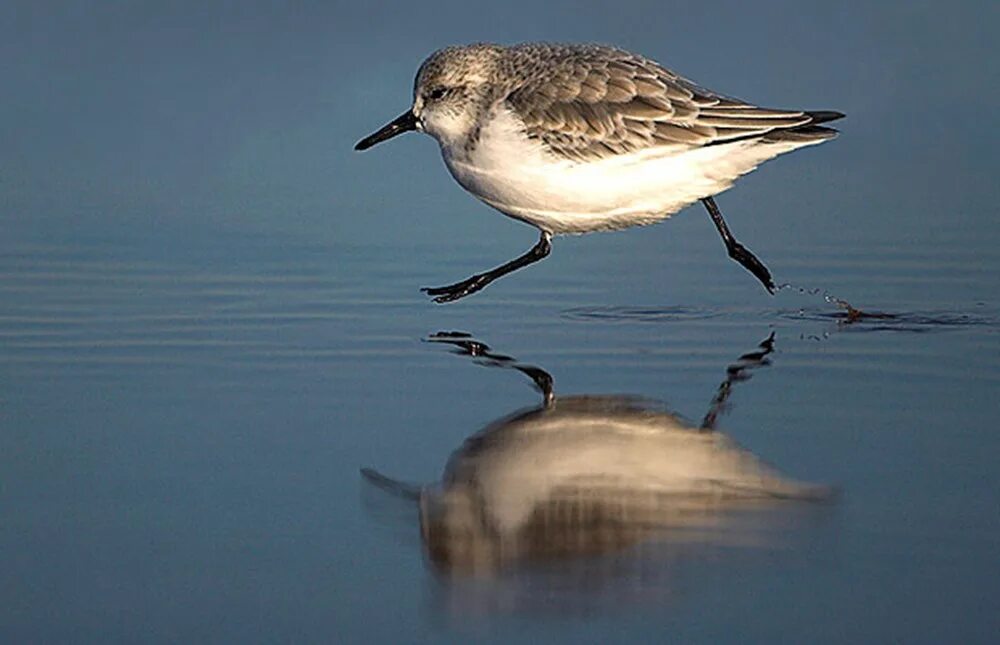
left=438, top=106, right=818, bottom=235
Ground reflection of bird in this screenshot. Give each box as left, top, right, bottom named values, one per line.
left=355, top=43, right=843, bottom=302
left=363, top=333, right=833, bottom=575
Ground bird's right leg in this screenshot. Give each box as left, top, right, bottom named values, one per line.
left=701, top=196, right=776, bottom=293
left=421, top=231, right=552, bottom=303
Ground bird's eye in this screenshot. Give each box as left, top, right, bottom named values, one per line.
left=427, top=87, right=448, bottom=101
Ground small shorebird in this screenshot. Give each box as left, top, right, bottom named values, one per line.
left=355, top=43, right=843, bottom=302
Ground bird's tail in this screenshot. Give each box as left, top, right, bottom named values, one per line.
left=764, top=110, right=845, bottom=144
left=802, top=110, right=846, bottom=126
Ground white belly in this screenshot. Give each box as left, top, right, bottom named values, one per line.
left=440, top=107, right=815, bottom=235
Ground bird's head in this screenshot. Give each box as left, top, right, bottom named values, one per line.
left=355, top=44, right=504, bottom=152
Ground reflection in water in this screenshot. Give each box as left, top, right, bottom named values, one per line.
left=364, top=333, right=832, bottom=582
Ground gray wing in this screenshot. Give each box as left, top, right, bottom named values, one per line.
left=503, top=45, right=827, bottom=163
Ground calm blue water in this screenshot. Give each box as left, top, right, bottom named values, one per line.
left=3, top=2, right=999, bottom=643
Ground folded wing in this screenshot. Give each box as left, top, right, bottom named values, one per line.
left=504, top=44, right=842, bottom=163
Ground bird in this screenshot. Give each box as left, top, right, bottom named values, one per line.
left=354, top=42, right=843, bottom=303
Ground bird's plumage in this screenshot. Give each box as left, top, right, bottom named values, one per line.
left=499, top=43, right=839, bottom=163
left=396, top=43, right=843, bottom=235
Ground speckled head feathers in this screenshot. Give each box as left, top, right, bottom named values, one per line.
left=414, top=44, right=505, bottom=99
left=409, top=44, right=507, bottom=149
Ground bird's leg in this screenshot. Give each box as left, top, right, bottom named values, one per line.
left=422, top=232, right=552, bottom=303
left=701, top=196, right=775, bottom=293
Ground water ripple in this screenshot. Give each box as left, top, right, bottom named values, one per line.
left=561, top=306, right=722, bottom=323
left=778, top=308, right=1000, bottom=333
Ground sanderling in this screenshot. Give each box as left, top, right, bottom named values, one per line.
left=355, top=42, right=843, bottom=302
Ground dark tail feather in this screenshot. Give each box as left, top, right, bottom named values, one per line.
left=804, top=110, right=846, bottom=126
left=766, top=125, right=839, bottom=143
left=706, top=110, right=845, bottom=147
left=764, top=110, right=845, bottom=144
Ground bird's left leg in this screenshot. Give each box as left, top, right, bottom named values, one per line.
left=422, top=231, right=552, bottom=303
left=701, top=196, right=775, bottom=293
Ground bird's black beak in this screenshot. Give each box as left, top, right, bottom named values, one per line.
left=354, top=111, right=418, bottom=151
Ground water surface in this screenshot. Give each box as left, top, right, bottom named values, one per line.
left=2, top=2, right=999, bottom=643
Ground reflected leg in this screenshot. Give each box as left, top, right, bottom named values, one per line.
left=426, top=331, right=555, bottom=407
left=422, top=231, right=552, bottom=303
left=701, top=196, right=775, bottom=293
left=700, top=332, right=776, bottom=431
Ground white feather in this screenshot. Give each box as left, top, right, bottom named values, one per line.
left=441, top=107, right=826, bottom=234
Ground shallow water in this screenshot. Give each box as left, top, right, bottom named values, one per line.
left=3, top=230, right=998, bottom=643
left=3, top=2, right=1000, bottom=643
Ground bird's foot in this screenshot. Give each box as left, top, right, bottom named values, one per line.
left=421, top=273, right=491, bottom=303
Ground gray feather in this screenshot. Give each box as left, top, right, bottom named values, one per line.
left=500, top=43, right=842, bottom=162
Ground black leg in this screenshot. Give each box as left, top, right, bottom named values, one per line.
left=701, top=197, right=775, bottom=293
left=422, top=232, right=552, bottom=303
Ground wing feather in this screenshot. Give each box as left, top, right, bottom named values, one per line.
left=503, top=44, right=834, bottom=162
